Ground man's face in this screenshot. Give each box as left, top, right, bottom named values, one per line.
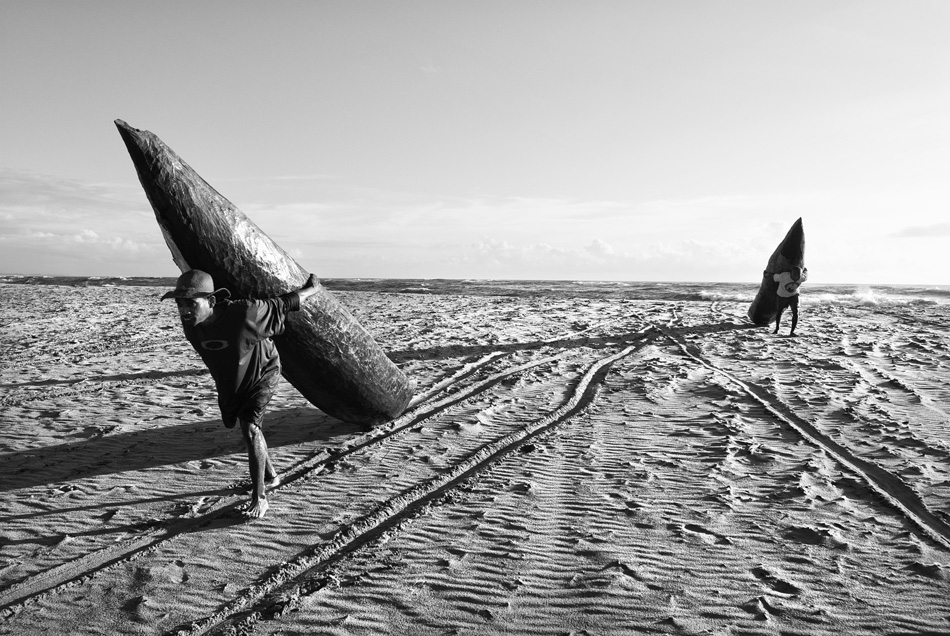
left=175, top=296, right=215, bottom=327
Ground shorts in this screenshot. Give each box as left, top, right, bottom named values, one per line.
left=776, top=294, right=800, bottom=313
left=221, top=373, right=279, bottom=429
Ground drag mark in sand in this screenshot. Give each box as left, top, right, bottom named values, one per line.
left=0, top=351, right=545, bottom=612
left=277, top=329, right=652, bottom=490
left=407, top=352, right=511, bottom=407
left=165, top=338, right=655, bottom=636
left=657, top=324, right=950, bottom=552
left=0, top=328, right=655, bottom=614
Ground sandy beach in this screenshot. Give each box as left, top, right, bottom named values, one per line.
left=1, top=280, right=949, bottom=635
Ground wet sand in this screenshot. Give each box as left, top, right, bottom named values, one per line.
left=1, top=282, right=949, bottom=635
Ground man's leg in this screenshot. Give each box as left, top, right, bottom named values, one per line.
left=789, top=295, right=799, bottom=335
left=264, top=459, right=280, bottom=489
left=240, top=418, right=272, bottom=519
left=773, top=305, right=783, bottom=334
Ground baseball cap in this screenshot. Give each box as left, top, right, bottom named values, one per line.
left=161, top=270, right=230, bottom=301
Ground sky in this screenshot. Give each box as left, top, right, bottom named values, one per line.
left=1, top=1, right=948, bottom=284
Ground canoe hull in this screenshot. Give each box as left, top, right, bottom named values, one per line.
left=115, top=119, right=414, bottom=425
left=748, top=218, right=805, bottom=325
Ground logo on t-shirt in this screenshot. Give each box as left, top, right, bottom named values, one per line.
left=201, top=340, right=229, bottom=351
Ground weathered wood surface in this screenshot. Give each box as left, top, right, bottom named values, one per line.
left=748, top=217, right=805, bottom=325
left=116, top=119, right=414, bottom=424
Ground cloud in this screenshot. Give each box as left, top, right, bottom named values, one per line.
left=0, top=227, right=150, bottom=252
left=0, top=169, right=166, bottom=275
left=3, top=167, right=935, bottom=282
left=410, top=234, right=764, bottom=281
left=245, top=191, right=799, bottom=261
left=893, top=223, right=950, bottom=238
left=236, top=190, right=782, bottom=280
left=585, top=238, right=614, bottom=257
left=560, top=192, right=826, bottom=223
left=218, top=174, right=339, bottom=183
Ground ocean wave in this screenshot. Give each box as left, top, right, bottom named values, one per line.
left=811, top=287, right=945, bottom=307
left=699, top=290, right=755, bottom=303
left=0, top=275, right=177, bottom=288
left=2, top=276, right=946, bottom=306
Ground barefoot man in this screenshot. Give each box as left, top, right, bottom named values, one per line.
left=163, top=269, right=319, bottom=518
left=772, top=266, right=808, bottom=336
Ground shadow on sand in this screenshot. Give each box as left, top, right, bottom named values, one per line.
left=0, top=406, right=361, bottom=493
left=0, top=368, right=206, bottom=390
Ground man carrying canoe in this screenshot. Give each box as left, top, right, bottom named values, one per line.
left=772, top=266, right=808, bottom=336
left=163, top=269, right=320, bottom=519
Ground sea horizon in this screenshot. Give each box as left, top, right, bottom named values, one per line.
left=2, top=274, right=947, bottom=307
left=2, top=272, right=948, bottom=287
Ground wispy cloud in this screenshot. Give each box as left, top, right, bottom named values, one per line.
left=217, top=174, right=340, bottom=183
left=893, top=223, right=950, bottom=238
left=271, top=174, right=340, bottom=182
left=0, top=169, right=166, bottom=275
left=2, top=167, right=941, bottom=282
left=380, top=234, right=767, bottom=281
left=239, top=191, right=780, bottom=280
left=0, top=227, right=151, bottom=252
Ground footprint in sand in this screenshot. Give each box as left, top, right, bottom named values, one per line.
left=509, top=481, right=537, bottom=495
left=121, top=594, right=171, bottom=624
left=132, top=559, right=190, bottom=586
left=666, top=522, right=732, bottom=545
left=683, top=523, right=733, bottom=545
left=740, top=595, right=784, bottom=619
left=907, top=561, right=947, bottom=580
left=750, top=565, right=802, bottom=597
left=782, top=525, right=849, bottom=550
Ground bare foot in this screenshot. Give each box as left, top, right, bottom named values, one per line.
left=243, top=496, right=269, bottom=519
left=265, top=474, right=282, bottom=490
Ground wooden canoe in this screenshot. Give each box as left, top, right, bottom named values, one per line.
left=115, top=119, right=414, bottom=425
left=748, top=217, right=806, bottom=325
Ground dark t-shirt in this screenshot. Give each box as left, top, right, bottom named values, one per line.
left=183, top=293, right=300, bottom=423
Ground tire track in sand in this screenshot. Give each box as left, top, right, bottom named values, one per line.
left=164, top=335, right=656, bottom=636
left=0, top=351, right=549, bottom=613
left=657, top=324, right=950, bottom=551
left=0, top=328, right=655, bottom=615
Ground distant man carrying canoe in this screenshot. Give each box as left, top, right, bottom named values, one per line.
left=162, top=269, right=320, bottom=519
left=772, top=266, right=808, bottom=336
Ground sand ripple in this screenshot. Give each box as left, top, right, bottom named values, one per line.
left=1, top=283, right=949, bottom=634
